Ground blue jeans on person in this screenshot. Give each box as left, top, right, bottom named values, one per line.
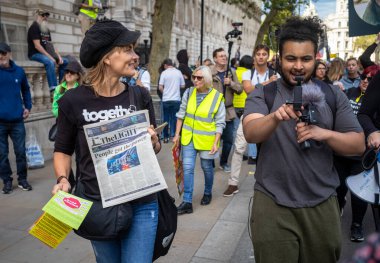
left=162, top=101, right=180, bottom=139
left=248, top=143, right=257, bottom=159
left=220, top=120, right=235, bottom=167
left=30, top=53, right=68, bottom=91
left=182, top=141, right=214, bottom=203
left=0, top=121, right=27, bottom=183
left=90, top=200, right=158, bottom=263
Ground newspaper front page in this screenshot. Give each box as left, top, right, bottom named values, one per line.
left=83, top=110, right=167, bottom=208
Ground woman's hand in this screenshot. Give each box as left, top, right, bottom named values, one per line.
left=172, top=134, right=180, bottom=148
left=209, top=143, right=219, bottom=155
left=368, top=131, right=380, bottom=148
left=51, top=178, right=71, bottom=195
left=148, top=125, right=160, bottom=152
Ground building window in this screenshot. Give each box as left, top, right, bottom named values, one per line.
left=185, top=40, right=188, bottom=50
left=338, top=21, right=341, bottom=27
left=337, top=41, right=340, bottom=49
left=345, top=41, right=348, bottom=49
left=338, top=32, right=341, bottom=37
left=346, top=32, right=349, bottom=37
left=0, top=23, right=27, bottom=61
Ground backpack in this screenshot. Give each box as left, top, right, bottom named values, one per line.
left=255, top=78, right=337, bottom=160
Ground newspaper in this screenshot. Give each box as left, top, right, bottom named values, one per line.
left=83, top=110, right=167, bottom=208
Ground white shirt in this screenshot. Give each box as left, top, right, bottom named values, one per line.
left=139, top=70, right=151, bottom=91
left=242, top=69, right=269, bottom=85
left=159, top=67, right=185, bottom=101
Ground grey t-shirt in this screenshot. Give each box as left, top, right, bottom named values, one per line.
left=243, top=79, right=363, bottom=208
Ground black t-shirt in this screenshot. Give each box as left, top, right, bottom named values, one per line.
left=27, top=21, right=51, bottom=58
left=55, top=84, right=157, bottom=202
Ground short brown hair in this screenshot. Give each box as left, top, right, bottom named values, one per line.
left=213, top=48, right=224, bottom=59
left=254, top=44, right=270, bottom=55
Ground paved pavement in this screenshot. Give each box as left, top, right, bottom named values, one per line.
left=0, top=142, right=377, bottom=262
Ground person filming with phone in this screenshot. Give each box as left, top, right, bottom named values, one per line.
left=242, top=16, right=365, bottom=262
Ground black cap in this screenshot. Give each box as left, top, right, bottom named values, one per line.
left=0, top=43, right=11, bottom=53
left=65, top=60, right=83, bottom=74
left=80, top=20, right=141, bottom=68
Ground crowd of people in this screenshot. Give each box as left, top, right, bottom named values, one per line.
left=0, top=10, right=380, bottom=262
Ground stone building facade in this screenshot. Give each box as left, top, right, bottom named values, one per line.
left=1, top=0, right=261, bottom=65
left=324, top=0, right=361, bottom=60
left=0, top=0, right=261, bottom=160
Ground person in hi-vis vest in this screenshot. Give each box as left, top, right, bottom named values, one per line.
left=173, top=66, right=226, bottom=214
left=78, top=0, right=102, bottom=35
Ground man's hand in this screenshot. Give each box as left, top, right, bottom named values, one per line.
left=51, top=178, right=71, bottom=195
left=23, top=109, right=30, bottom=119
left=368, top=131, right=380, bottom=148
left=273, top=104, right=302, bottom=122
left=224, top=77, right=231, bottom=86
left=58, top=55, right=63, bottom=65
left=296, top=122, right=329, bottom=143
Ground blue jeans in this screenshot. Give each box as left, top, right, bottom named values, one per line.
left=248, top=143, right=257, bottom=159
left=162, top=101, right=180, bottom=139
left=90, top=200, right=158, bottom=263
left=182, top=141, right=214, bottom=203
left=220, top=120, right=235, bottom=166
left=0, top=121, right=27, bottom=183
left=30, top=53, right=68, bottom=90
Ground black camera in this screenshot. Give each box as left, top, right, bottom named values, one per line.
left=285, top=77, right=319, bottom=150
left=225, top=22, right=243, bottom=41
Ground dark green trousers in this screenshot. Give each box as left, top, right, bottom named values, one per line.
left=250, top=191, right=342, bottom=263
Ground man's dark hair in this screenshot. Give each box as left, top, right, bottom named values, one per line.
left=278, top=16, right=323, bottom=57
left=239, top=55, right=253, bottom=69
left=163, top=58, right=173, bottom=66
left=253, top=44, right=270, bottom=55
left=213, top=48, right=224, bottom=59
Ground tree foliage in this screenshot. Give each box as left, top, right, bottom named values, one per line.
left=353, top=34, right=377, bottom=51
left=148, top=0, right=176, bottom=84
left=221, top=0, right=310, bottom=53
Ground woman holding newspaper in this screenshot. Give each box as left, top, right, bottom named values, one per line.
left=51, top=20, right=160, bottom=262
left=173, top=66, right=226, bottom=214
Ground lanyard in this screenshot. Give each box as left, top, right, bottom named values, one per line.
left=255, top=70, right=269, bottom=84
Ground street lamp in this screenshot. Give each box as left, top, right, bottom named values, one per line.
left=143, top=39, right=149, bottom=65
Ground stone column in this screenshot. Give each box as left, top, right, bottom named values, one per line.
left=33, top=73, right=44, bottom=111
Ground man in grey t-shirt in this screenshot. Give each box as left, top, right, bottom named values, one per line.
left=243, top=17, right=365, bottom=263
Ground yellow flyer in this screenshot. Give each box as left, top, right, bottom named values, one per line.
left=29, top=191, right=93, bottom=249
left=29, top=213, right=72, bottom=249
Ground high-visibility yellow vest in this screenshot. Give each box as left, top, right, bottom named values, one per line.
left=80, top=0, right=98, bottom=19
left=181, top=87, right=223, bottom=150
left=233, top=66, right=248, bottom=108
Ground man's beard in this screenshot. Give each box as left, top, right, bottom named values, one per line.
left=39, top=21, right=49, bottom=34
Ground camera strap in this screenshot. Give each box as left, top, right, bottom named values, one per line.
left=374, top=162, right=380, bottom=205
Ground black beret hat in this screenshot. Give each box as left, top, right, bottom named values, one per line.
left=80, top=20, right=141, bottom=68
left=65, top=60, right=83, bottom=74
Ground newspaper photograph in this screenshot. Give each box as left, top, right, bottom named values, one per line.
left=83, top=110, right=167, bottom=208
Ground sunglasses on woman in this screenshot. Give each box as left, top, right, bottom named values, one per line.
left=360, top=75, right=372, bottom=82
left=65, top=70, right=77, bottom=75
left=192, top=75, right=204, bottom=81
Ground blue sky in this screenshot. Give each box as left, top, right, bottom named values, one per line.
left=311, top=0, right=336, bottom=19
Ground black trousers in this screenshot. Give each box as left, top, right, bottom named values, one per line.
left=335, top=155, right=368, bottom=225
